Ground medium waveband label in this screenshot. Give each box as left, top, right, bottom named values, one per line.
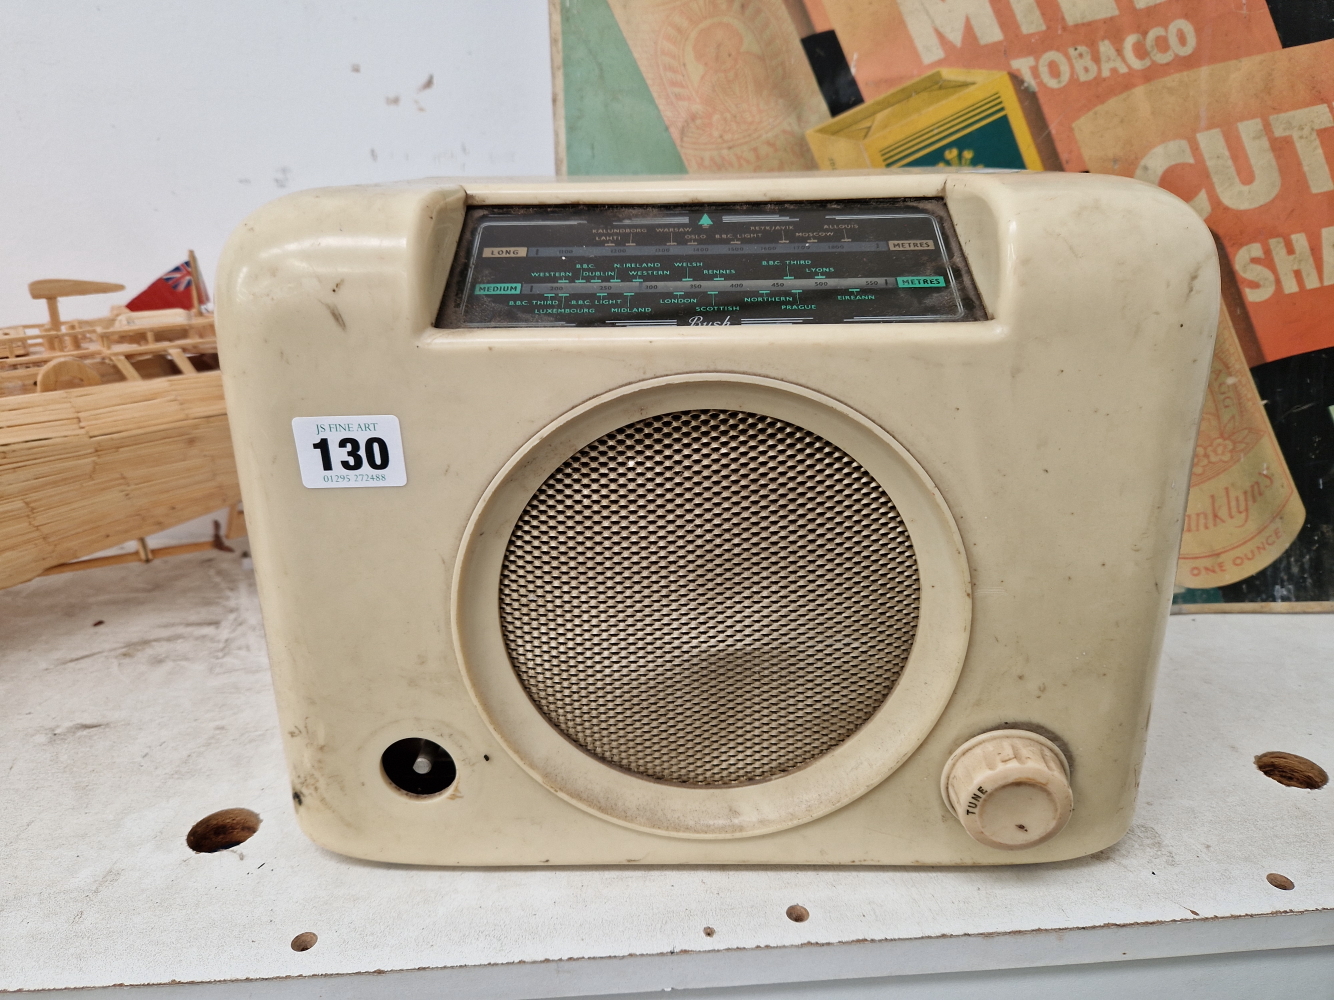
left=474, top=283, right=523, bottom=294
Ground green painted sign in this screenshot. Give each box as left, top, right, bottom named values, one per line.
left=559, top=0, right=685, bottom=176
left=475, top=283, right=522, bottom=294
left=898, top=276, right=947, bottom=288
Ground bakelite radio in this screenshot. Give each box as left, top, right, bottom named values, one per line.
left=217, top=171, right=1216, bottom=864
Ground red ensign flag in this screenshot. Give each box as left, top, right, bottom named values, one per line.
left=126, top=258, right=210, bottom=312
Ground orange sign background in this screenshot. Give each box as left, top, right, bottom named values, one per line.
left=1074, top=40, right=1334, bottom=363
left=819, top=0, right=1280, bottom=171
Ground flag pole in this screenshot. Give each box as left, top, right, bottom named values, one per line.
left=187, top=250, right=202, bottom=316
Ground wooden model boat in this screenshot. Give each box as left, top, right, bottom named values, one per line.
left=0, top=275, right=240, bottom=590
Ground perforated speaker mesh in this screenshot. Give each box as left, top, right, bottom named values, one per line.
left=498, top=409, right=920, bottom=787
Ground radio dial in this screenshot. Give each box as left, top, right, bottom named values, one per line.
left=942, top=731, right=1073, bottom=850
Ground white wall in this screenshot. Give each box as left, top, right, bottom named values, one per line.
left=0, top=1, right=554, bottom=323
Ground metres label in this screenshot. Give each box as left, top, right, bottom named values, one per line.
left=292, top=415, right=407, bottom=489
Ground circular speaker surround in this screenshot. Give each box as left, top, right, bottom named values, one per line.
left=453, top=375, right=971, bottom=838
left=499, top=408, right=921, bottom=787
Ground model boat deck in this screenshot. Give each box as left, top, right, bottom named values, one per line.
left=0, top=279, right=240, bottom=589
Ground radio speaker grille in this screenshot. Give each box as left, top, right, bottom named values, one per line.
left=498, top=409, right=920, bottom=786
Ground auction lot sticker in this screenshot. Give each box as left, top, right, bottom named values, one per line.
left=292, top=415, right=406, bottom=489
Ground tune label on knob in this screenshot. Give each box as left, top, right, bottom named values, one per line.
left=942, top=730, right=1073, bottom=850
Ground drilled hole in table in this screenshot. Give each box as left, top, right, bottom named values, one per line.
left=186, top=808, right=260, bottom=853
left=1267, top=873, right=1295, bottom=890
left=1255, top=751, right=1328, bottom=789
left=786, top=905, right=809, bottom=923
left=291, top=932, right=318, bottom=951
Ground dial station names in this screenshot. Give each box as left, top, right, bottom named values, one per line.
left=443, top=203, right=980, bottom=328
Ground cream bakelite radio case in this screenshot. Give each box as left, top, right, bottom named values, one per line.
left=217, top=171, right=1217, bottom=866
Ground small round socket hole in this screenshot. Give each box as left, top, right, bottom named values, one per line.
left=382, top=738, right=456, bottom=795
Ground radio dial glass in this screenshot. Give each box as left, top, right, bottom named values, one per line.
left=437, top=200, right=986, bottom=329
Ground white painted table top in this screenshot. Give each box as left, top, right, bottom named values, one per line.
left=1, top=552, right=1330, bottom=998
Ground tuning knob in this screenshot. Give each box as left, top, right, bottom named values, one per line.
left=941, top=730, right=1073, bottom=850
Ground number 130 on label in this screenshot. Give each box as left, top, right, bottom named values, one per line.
left=291, top=415, right=407, bottom=489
